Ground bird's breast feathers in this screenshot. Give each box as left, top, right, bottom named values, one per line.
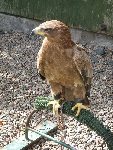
left=37, top=43, right=91, bottom=87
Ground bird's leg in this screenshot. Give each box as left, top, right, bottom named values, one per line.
left=72, top=98, right=90, bottom=116
left=48, top=82, right=64, bottom=115
left=48, top=92, right=63, bottom=115
left=72, top=103, right=88, bottom=116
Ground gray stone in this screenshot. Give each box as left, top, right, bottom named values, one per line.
left=95, top=46, right=107, bottom=56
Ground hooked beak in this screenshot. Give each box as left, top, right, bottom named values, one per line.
left=30, top=27, right=45, bottom=36
left=30, top=29, right=35, bottom=36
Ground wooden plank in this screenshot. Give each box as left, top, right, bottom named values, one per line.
left=2, top=121, right=57, bottom=150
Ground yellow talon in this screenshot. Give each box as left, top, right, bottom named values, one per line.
left=48, top=100, right=61, bottom=115
left=72, top=103, right=89, bottom=116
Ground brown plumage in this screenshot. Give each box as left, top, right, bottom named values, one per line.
left=31, top=20, right=93, bottom=116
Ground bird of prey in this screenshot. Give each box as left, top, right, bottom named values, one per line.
left=31, top=20, right=93, bottom=116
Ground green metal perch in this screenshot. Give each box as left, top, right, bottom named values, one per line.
left=35, top=96, right=113, bottom=150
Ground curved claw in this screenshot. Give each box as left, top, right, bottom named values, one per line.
left=48, top=100, right=61, bottom=115
left=72, top=103, right=89, bottom=117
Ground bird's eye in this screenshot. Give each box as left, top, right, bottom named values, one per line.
left=44, top=28, right=51, bottom=32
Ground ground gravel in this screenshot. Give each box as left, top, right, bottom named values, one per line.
left=0, top=31, right=113, bottom=150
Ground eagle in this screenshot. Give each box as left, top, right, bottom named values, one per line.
left=31, top=20, right=93, bottom=116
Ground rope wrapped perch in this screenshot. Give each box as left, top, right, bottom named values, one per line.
left=35, top=96, right=113, bottom=150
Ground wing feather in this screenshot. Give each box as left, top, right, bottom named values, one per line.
left=73, top=44, right=93, bottom=96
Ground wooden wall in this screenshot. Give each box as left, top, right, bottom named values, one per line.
left=0, top=0, right=113, bottom=35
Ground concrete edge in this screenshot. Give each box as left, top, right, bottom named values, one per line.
left=0, top=13, right=113, bottom=48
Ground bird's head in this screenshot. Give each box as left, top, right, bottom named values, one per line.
left=30, top=25, right=52, bottom=37
left=30, top=20, right=71, bottom=41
